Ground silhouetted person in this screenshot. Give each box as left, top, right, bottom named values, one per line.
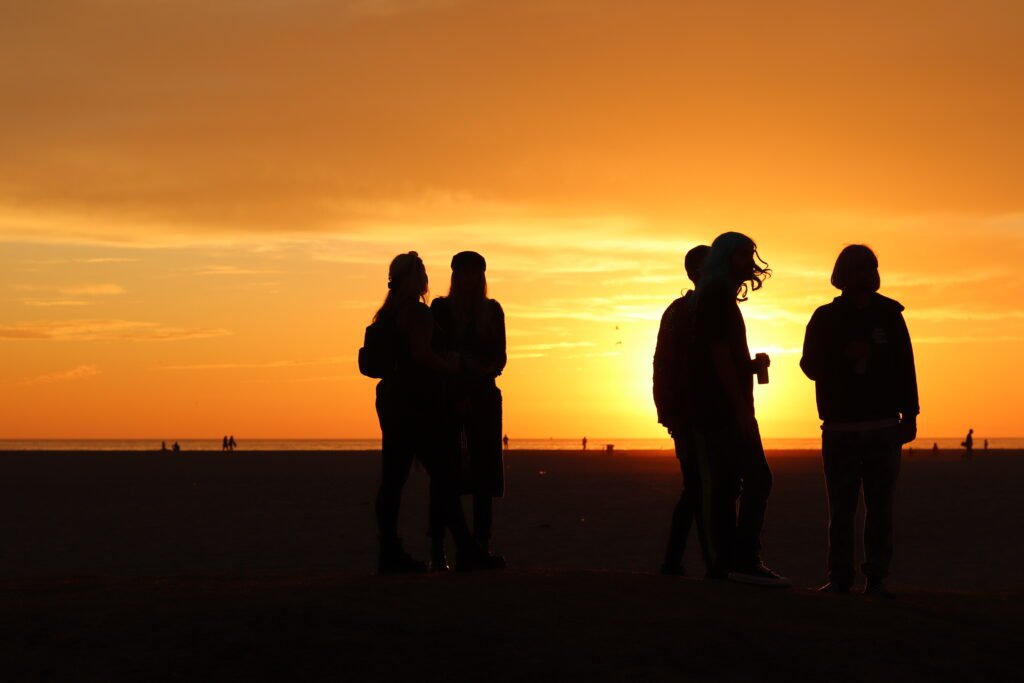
left=222, top=436, right=229, bottom=452
left=962, top=429, right=974, bottom=460
left=582, top=436, right=588, bottom=451
left=172, top=441, right=181, bottom=452
left=228, top=435, right=237, bottom=451
left=367, top=251, right=502, bottom=574
left=653, top=244, right=711, bottom=576
left=984, top=439, right=988, bottom=451
left=801, top=245, right=919, bottom=599
left=691, top=232, right=788, bottom=586
left=160, top=441, right=168, bottom=452
left=431, top=251, right=507, bottom=569
left=502, top=434, right=509, bottom=451
left=933, top=442, right=938, bottom=454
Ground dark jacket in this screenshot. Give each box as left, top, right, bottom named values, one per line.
left=653, top=292, right=695, bottom=427
left=800, top=293, right=919, bottom=423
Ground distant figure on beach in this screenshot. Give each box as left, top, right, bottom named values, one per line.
left=431, top=251, right=507, bottom=568
left=361, top=251, right=503, bottom=574
left=161, top=441, right=168, bottom=452
left=691, top=232, right=787, bottom=586
left=228, top=435, right=237, bottom=451
left=172, top=441, right=181, bottom=452
left=984, top=439, right=988, bottom=451
left=222, top=436, right=229, bottom=452
left=503, top=434, right=509, bottom=451
left=962, top=429, right=974, bottom=460
left=582, top=436, right=588, bottom=451
left=653, top=243, right=710, bottom=576
left=933, top=442, right=938, bottom=453
left=801, top=245, right=919, bottom=598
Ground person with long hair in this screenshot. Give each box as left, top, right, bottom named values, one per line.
left=691, top=232, right=789, bottom=586
left=800, top=245, right=918, bottom=598
left=430, top=251, right=507, bottom=570
left=370, top=251, right=501, bottom=573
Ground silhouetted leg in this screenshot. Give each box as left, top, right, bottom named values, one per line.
left=375, top=397, right=417, bottom=551
left=822, top=431, right=861, bottom=587
left=861, top=432, right=900, bottom=580
left=733, top=424, right=772, bottom=568
left=663, top=438, right=696, bottom=570
left=703, top=424, right=740, bottom=576
left=473, top=493, right=493, bottom=550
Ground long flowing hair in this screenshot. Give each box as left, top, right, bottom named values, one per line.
left=700, top=232, right=771, bottom=301
left=373, top=251, right=427, bottom=322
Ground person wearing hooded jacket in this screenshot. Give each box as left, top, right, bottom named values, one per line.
left=801, top=244, right=919, bottom=598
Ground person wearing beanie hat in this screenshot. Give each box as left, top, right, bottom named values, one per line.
left=430, top=251, right=508, bottom=570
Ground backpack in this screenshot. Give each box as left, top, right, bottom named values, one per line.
left=358, top=315, right=398, bottom=379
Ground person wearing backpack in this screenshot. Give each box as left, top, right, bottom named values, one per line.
left=430, top=251, right=507, bottom=571
left=364, top=251, right=503, bottom=573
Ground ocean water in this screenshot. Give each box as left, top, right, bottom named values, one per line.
left=0, top=437, right=1020, bottom=452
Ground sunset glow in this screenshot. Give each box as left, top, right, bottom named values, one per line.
left=2, top=1, right=1022, bottom=440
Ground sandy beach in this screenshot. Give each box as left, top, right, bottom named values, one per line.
left=2, top=449, right=1022, bottom=680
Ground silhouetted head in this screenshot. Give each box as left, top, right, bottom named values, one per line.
left=449, top=250, right=488, bottom=301
left=684, top=245, right=711, bottom=286
left=701, top=232, right=771, bottom=301
left=831, top=245, right=880, bottom=294
left=374, top=251, right=428, bottom=320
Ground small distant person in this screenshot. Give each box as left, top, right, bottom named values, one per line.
left=172, top=441, right=181, bottom=452
left=984, top=439, right=988, bottom=451
left=228, top=435, right=237, bottom=451
left=933, top=442, right=938, bottom=454
left=961, top=429, right=973, bottom=460
left=431, top=251, right=508, bottom=569
left=161, top=441, right=168, bottom=452
left=582, top=436, right=588, bottom=451
left=691, top=232, right=787, bottom=586
left=800, top=245, right=919, bottom=599
left=222, top=436, right=229, bottom=452
left=653, top=244, right=711, bottom=576
left=503, top=434, right=509, bottom=451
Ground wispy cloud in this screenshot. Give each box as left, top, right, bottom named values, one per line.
left=23, top=365, right=101, bottom=385
left=22, top=299, right=90, bottom=307
left=160, top=356, right=348, bottom=371
left=0, top=320, right=230, bottom=342
left=191, top=265, right=283, bottom=276
left=59, top=283, right=126, bottom=296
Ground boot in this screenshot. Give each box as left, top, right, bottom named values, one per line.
left=377, top=539, right=427, bottom=575
left=430, top=535, right=450, bottom=573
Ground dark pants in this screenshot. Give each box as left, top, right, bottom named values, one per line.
left=822, top=428, right=901, bottom=586
left=375, top=387, right=473, bottom=553
left=663, top=435, right=704, bottom=570
left=437, top=388, right=504, bottom=548
left=693, top=420, right=772, bottom=575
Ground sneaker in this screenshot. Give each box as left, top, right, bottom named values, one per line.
left=816, top=582, right=851, bottom=594
left=456, top=549, right=507, bottom=572
left=728, top=561, right=791, bottom=588
left=378, top=546, right=428, bottom=575
left=863, top=578, right=895, bottom=599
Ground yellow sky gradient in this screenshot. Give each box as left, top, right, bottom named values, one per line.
left=1, top=1, right=1022, bottom=440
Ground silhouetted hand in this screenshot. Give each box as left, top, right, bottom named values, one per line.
left=751, top=354, right=771, bottom=374
left=897, top=417, right=917, bottom=445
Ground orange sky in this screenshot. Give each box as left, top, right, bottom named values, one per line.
left=1, top=1, right=1023, bottom=440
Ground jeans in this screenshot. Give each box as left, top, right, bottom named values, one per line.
left=822, top=428, right=901, bottom=585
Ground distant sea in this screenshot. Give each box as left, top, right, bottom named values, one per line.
left=0, top=438, right=1021, bottom=452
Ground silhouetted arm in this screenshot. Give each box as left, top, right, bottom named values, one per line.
left=800, top=309, right=826, bottom=381
left=481, top=301, right=507, bottom=378
left=653, top=301, right=681, bottom=429
left=895, top=312, right=920, bottom=418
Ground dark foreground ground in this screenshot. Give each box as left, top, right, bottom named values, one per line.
left=1, top=450, right=1022, bottom=681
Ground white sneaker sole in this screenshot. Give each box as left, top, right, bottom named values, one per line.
left=727, top=571, right=792, bottom=588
